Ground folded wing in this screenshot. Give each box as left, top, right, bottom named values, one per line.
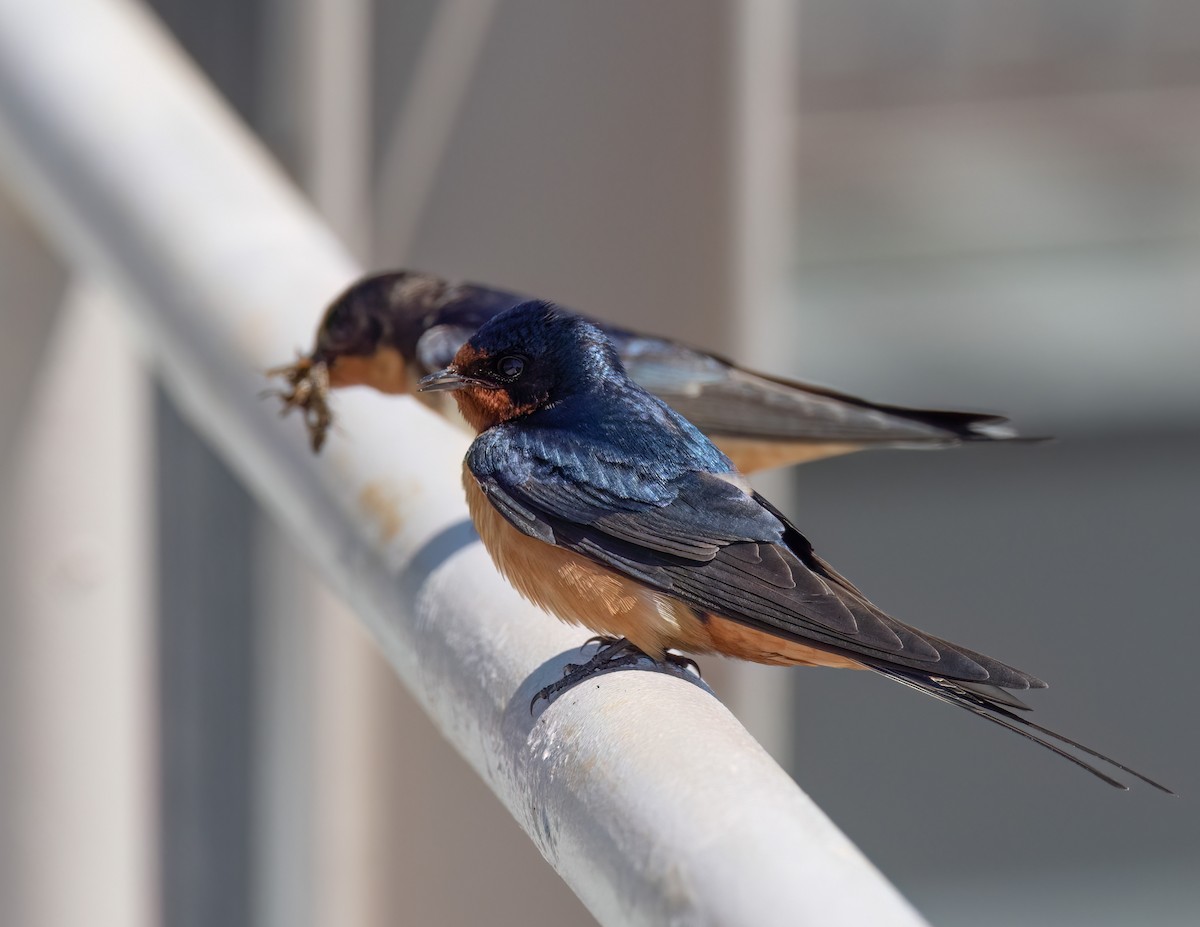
left=469, top=428, right=1041, bottom=690
left=613, top=333, right=1017, bottom=448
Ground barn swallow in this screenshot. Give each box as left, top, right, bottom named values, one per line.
left=419, top=300, right=1168, bottom=792
left=270, top=271, right=1032, bottom=468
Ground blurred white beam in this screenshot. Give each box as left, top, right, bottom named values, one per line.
left=374, top=0, right=499, bottom=263
left=727, top=0, right=802, bottom=765
left=251, top=522, right=321, bottom=927
left=3, top=282, right=154, bottom=927
left=295, top=0, right=373, bottom=256
left=0, top=1, right=927, bottom=923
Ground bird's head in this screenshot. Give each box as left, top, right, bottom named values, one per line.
left=418, top=300, right=622, bottom=432
left=312, top=271, right=448, bottom=393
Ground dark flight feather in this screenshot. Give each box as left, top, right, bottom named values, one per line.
left=611, top=337, right=1018, bottom=447
left=865, top=665, right=1173, bottom=793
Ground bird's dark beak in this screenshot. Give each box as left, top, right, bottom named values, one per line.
left=418, top=367, right=470, bottom=392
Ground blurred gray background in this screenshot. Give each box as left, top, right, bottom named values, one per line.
left=1, top=1, right=1196, bottom=925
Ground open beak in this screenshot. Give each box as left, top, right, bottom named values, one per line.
left=418, top=367, right=470, bottom=392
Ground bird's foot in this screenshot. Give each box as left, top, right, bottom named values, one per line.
left=530, top=640, right=703, bottom=712
left=578, top=637, right=698, bottom=676
left=531, top=638, right=645, bottom=711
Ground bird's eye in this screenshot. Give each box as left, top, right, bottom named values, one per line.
left=496, top=355, right=525, bottom=380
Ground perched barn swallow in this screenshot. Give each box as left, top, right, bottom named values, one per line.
left=420, top=300, right=1167, bottom=792
left=270, top=271, right=1030, bottom=468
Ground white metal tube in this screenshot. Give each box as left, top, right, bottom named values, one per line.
left=0, top=1, right=928, bottom=924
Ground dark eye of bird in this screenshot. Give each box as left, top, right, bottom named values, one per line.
left=496, top=354, right=525, bottom=380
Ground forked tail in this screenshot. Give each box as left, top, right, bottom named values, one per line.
left=865, top=663, right=1173, bottom=793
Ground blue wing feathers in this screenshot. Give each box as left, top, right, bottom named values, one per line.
left=466, top=390, right=1039, bottom=687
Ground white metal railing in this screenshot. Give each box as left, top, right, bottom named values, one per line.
left=0, top=1, right=928, bottom=924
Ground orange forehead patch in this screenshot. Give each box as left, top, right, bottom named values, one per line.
left=452, top=342, right=485, bottom=368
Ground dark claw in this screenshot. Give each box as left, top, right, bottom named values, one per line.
left=581, top=634, right=621, bottom=650
left=664, top=651, right=702, bottom=678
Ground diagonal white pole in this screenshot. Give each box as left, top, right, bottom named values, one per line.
left=0, top=1, right=927, bottom=924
